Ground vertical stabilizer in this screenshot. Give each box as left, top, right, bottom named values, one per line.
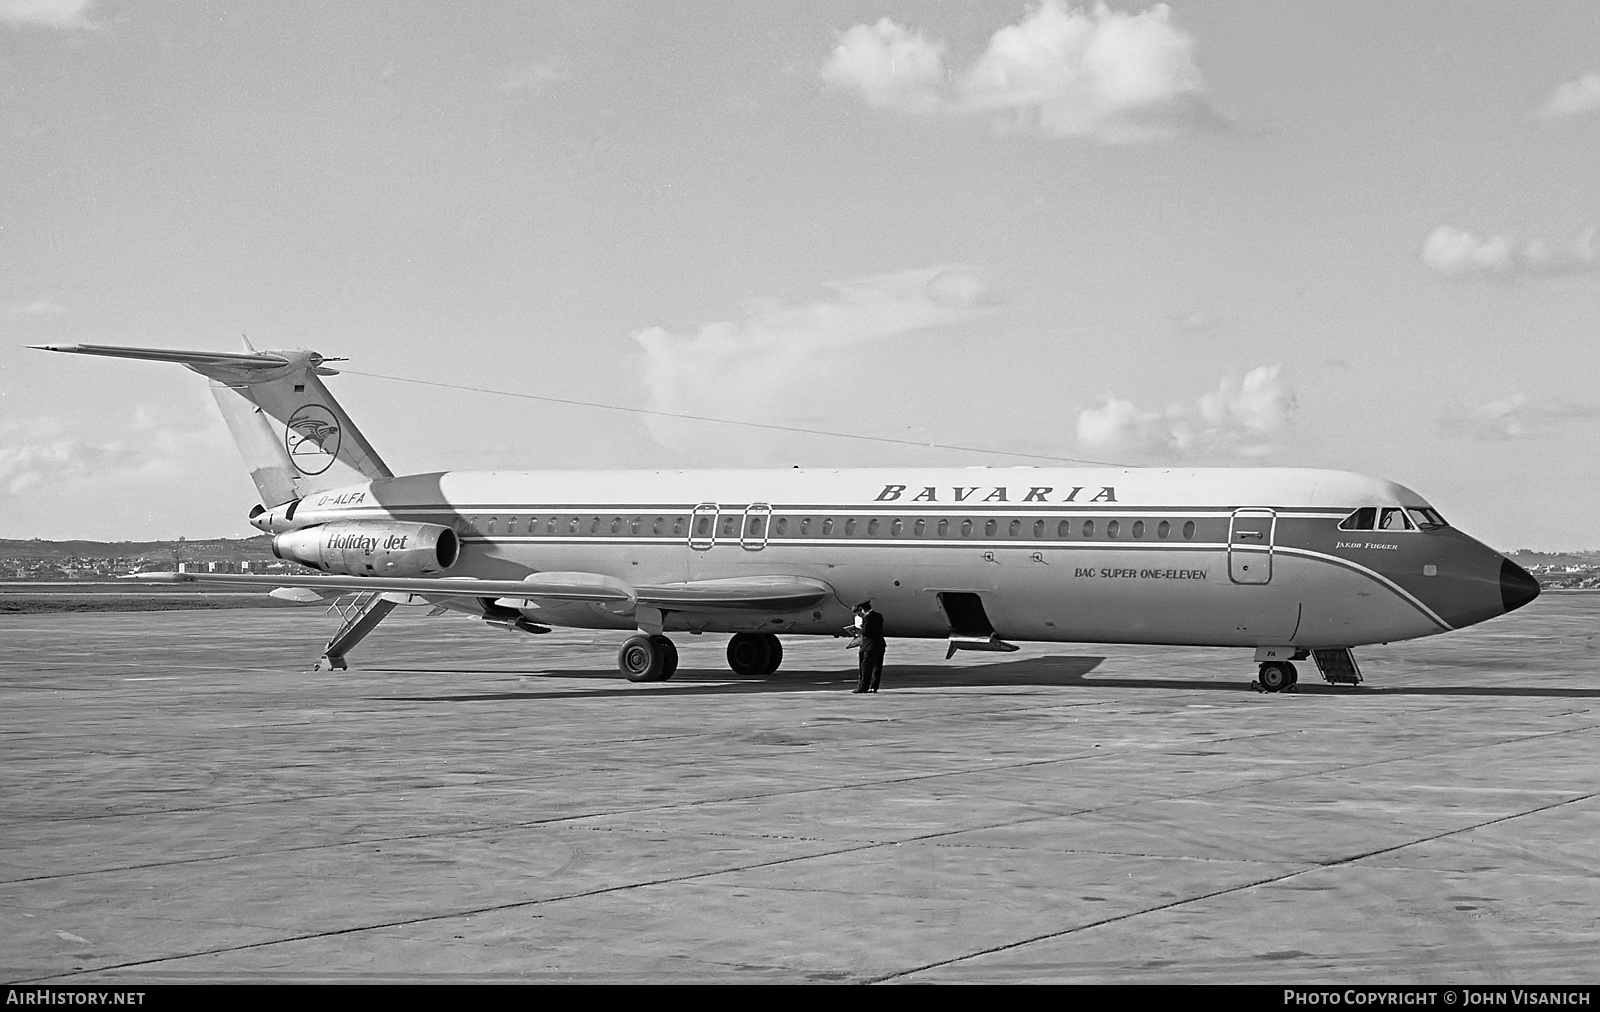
left=30, top=344, right=393, bottom=506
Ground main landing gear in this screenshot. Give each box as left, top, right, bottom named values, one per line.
left=618, top=634, right=678, bottom=682
left=616, top=631, right=786, bottom=682
left=1254, top=661, right=1300, bottom=694
left=726, top=632, right=783, bottom=676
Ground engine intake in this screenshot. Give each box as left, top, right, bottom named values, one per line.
left=272, top=521, right=459, bottom=577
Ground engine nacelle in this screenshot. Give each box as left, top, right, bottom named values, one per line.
left=249, top=499, right=302, bottom=534
left=272, top=521, right=460, bottom=577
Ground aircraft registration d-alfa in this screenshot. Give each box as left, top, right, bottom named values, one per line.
left=33, top=343, right=1540, bottom=692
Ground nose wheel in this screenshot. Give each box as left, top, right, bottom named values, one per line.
left=1254, top=661, right=1299, bottom=693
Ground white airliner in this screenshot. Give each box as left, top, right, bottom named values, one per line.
left=33, top=343, right=1540, bottom=691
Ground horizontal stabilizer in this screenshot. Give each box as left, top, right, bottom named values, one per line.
left=130, top=571, right=833, bottom=614
left=29, top=344, right=295, bottom=372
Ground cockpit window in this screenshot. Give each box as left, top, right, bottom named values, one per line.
left=1406, top=507, right=1447, bottom=530
left=1340, top=505, right=1442, bottom=532
left=1378, top=507, right=1414, bottom=531
left=1339, top=507, right=1377, bottom=531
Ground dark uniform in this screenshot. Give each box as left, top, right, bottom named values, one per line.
left=854, top=605, right=885, bottom=693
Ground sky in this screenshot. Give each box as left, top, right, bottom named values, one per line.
left=1, top=0, right=1597, bottom=550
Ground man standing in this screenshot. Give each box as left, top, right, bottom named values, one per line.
left=852, top=601, right=886, bottom=693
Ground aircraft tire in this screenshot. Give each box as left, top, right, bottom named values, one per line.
left=1257, top=662, right=1291, bottom=693
left=760, top=634, right=783, bottom=675
left=659, top=636, right=678, bottom=680
left=620, top=634, right=666, bottom=682
left=727, top=633, right=770, bottom=676
left=1285, top=662, right=1299, bottom=687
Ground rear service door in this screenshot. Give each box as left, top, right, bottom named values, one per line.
left=1228, top=508, right=1276, bottom=585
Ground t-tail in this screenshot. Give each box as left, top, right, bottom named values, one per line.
left=29, top=342, right=391, bottom=509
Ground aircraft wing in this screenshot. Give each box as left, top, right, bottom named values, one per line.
left=130, top=571, right=832, bottom=612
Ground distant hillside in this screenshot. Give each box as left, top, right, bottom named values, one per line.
left=1506, top=549, right=1600, bottom=569
left=0, top=536, right=275, bottom=562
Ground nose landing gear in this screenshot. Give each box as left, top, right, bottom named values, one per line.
left=1254, top=661, right=1299, bottom=693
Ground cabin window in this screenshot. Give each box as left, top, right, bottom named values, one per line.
left=630, top=517, right=641, bottom=535
left=1407, top=507, right=1447, bottom=530
left=721, top=516, right=737, bottom=538
left=1057, top=519, right=1071, bottom=538
left=487, top=517, right=497, bottom=535
left=1008, top=519, right=1022, bottom=537
left=1033, top=519, right=1046, bottom=538
left=961, top=519, right=973, bottom=537
left=868, top=518, right=881, bottom=535
left=938, top=519, right=949, bottom=536
left=694, top=515, right=712, bottom=538
left=1339, top=507, right=1377, bottom=531
left=652, top=517, right=664, bottom=535
left=1183, top=521, right=1196, bottom=539
left=1106, top=520, right=1120, bottom=538
left=800, top=517, right=811, bottom=535
left=823, top=518, right=834, bottom=535
left=673, top=516, right=686, bottom=536
left=505, top=517, right=517, bottom=534
left=983, top=519, right=997, bottom=536
left=1132, top=520, right=1144, bottom=539
left=776, top=518, right=789, bottom=535
left=914, top=519, right=925, bottom=536
left=1081, top=519, right=1095, bottom=538
left=890, top=519, right=902, bottom=536
left=589, top=517, right=602, bottom=535
left=548, top=517, right=560, bottom=535
left=611, top=517, right=622, bottom=534
left=845, top=518, right=857, bottom=536
left=747, top=516, right=764, bottom=537
left=1157, top=520, right=1170, bottom=539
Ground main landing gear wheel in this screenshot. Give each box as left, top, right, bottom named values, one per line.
left=619, top=634, right=677, bottom=682
left=727, top=632, right=783, bottom=676
left=1257, top=661, right=1296, bottom=693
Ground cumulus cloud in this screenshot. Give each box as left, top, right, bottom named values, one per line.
left=1438, top=394, right=1600, bottom=441
left=820, top=18, right=947, bottom=115
left=1538, top=72, right=1600, bottom=119
left=1421, top=225, right=1599, bottom=280
left=822, top=2, right=1226, bottom=143
left=632, top=267, right=990, bottom=458
left=1076, top=364, right=1296, bottom=458
left=0, top=0, right=96, bottom=29
left=0, top=407, right=225, bottom=495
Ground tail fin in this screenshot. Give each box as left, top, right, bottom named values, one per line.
left=30, top=343, right=392, bottom=506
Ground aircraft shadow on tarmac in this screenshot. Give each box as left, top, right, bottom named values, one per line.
left=371, top=654, right=1600, bottom=704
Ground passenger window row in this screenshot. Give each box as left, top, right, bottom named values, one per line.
left=457, top=514, right=1202, bottom=541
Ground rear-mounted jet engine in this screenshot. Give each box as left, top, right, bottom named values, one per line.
left=272, top=521, right=460, bottom=577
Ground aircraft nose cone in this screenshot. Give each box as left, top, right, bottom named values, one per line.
left=1500, top=558, right=1540, bottom=614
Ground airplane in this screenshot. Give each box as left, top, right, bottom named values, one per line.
left=31, top=342, right=1540, bottom=692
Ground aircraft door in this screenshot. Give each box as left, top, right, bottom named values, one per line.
left=1229, top=508, right=1276, bottom=584
left=740, top=503, right=771, bottom=551
left=689, top=503, right=718, bottom=551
